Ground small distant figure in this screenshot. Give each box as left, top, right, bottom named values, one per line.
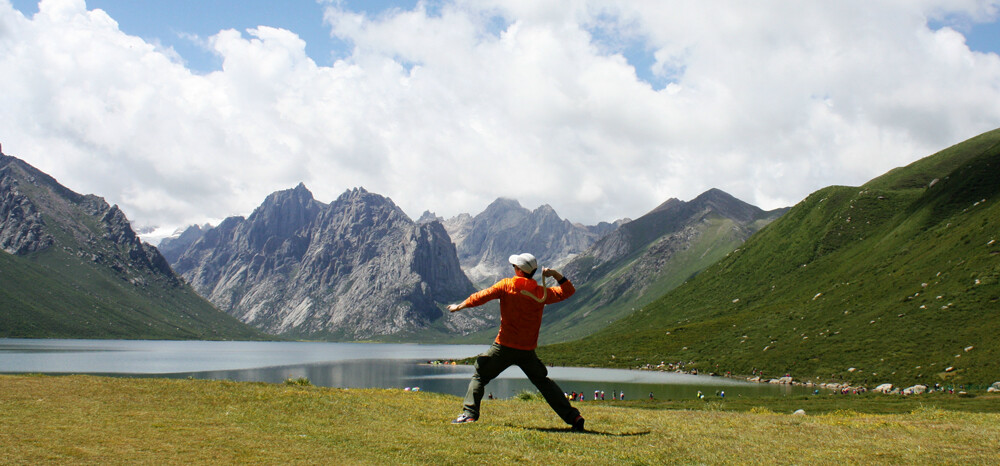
left=649, top=392, right=654, bottom=401
left=719, top=391, right=725, bottom=398
left=620, top=391, right=625, bottom=401
left=488, top=393, right=494, bottom=400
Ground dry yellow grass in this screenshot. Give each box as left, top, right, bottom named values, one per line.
left=2, top=375, right=998, bottom=464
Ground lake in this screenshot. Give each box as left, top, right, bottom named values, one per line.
left=0, top=339, right=815, bottom=400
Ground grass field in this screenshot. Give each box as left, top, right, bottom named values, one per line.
left=3, top=375, right=999, bottom=464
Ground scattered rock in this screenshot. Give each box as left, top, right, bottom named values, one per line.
left=902, top=385, right=927, bottom=395
left=792, top=409, right=806, bottom=416
left=874, top=383, right=893, bottom=393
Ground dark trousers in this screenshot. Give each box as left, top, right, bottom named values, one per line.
left=463, top=343, right=580, bottom=425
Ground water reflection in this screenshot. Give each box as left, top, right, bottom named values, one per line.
left=167, top=359, right=809, bottom=400
left=1, top=339, right=817, bottom=400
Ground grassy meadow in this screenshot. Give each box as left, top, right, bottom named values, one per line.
left=3, top=374, right=999, bottom=464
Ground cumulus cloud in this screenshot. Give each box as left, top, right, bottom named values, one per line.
left=1, top=0, right=999, bottom=242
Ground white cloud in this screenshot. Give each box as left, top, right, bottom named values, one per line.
left=1, top=0, right=999, bottom=243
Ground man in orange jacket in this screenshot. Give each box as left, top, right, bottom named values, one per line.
left=447, top=252, right=584, bottom=431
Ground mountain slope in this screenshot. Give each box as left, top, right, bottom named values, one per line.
left=171, top=185, right=488, bottom=340
left=541, top=128, right=1000, bottom=387
left=0, top=152, right=260, bottom=340
left=538, top=189, right=785, bottom=342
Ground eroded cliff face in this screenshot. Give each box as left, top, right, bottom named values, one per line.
left=171, top=184, right=485, bottom=339
left=0, top=173, right=52, bottom=254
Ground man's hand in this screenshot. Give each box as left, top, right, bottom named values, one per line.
left=541, top=268, right=563, bottom=281
left=447, top=303, right=464, bottom=313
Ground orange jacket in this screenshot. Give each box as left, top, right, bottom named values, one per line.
left=461, top=276, right=575, bottom=350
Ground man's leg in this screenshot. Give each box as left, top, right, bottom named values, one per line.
left=462, top=343, right=512, bottom=419
left=517, top=350, right=581, bottom=425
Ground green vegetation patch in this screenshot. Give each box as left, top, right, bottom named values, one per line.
left=541, top=128, right=1000, bottom=388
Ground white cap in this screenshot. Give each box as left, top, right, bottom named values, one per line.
left=508, top=253, right=538, bottom=274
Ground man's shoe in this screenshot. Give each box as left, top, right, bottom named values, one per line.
left=451, top=413, right=478, bottom=424
left=572, top=415, right=585, bottom=432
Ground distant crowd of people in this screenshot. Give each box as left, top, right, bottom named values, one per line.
left=564, top=390, right=628, bottom=401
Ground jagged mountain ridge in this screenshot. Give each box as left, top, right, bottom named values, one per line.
left=439, top=198, right=626, bottom=286
left=0, top=151, right=259, bottom=339
left=171, top=184, right=488, bottom=339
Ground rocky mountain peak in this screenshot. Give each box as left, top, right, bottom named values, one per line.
left=533, top=204, right=558, bottom=217
left=690, top=188, right=763, bottom=223
left=444, top=198, right=614, bottom=285
left=564, top=188, right=782, bottom=286
left=158, top=223, right=212, bottom=263
left=169, top=185, right=480, bottom=340
left=485, top=197, right=522, bottom=211
left=416, top=210, right=444, bottom=225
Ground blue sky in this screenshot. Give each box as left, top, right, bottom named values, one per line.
left=3, top=0, right=1000, bottom=240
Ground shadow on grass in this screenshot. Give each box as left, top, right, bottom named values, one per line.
left=511, top=424, right=651, bottom=437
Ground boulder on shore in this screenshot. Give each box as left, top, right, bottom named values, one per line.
left=903, top=385, right=927, bottom=395
left=874, top=383, right=893, bottom=394
left=989, top=382, right=1000, bottom=392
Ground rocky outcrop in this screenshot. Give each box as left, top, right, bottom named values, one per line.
left=0, top=173, right=53, bottom=254
left=874, top=383, right=894, bottom=393
left=902, top=385, right=927, bottom=395
left=443, top=198, right=621, bottom=285
left=171, top=185, right=483, bottom=339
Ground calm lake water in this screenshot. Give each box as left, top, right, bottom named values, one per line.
left=0, top=339, right=815, bottom=400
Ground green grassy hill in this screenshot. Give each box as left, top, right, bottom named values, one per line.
left=541, top=128, right=1000, bottom=388
left=0, top=247, right=261, bottom=340
left=539, top=189, right=785, bottom=343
